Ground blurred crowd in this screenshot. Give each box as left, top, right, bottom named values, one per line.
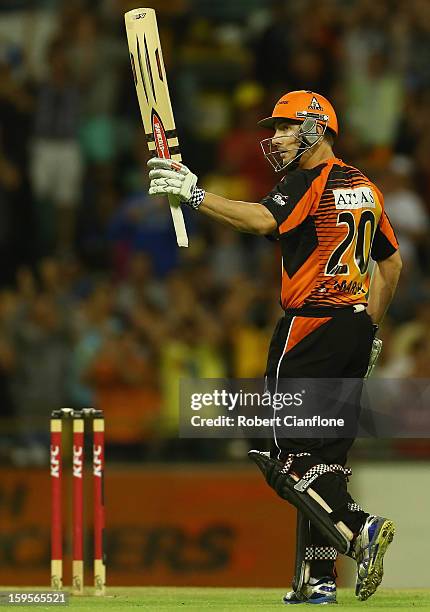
left=0, top=0, right=430, bottom=464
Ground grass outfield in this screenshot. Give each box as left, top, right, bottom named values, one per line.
left=2, top=588, right=430, bottom=611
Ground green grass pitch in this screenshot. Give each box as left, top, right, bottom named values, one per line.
left=2, top=587, right=430, bottom=610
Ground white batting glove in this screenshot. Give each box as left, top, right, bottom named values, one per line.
left=365, top=328, right=382, bottom=378
left=147, top=158, right=205, bottom=209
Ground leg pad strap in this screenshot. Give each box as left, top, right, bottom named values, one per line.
left=305, top=546, right=338, bottom=561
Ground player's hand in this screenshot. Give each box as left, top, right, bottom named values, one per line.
left=148, top=158, right=198, bottom=202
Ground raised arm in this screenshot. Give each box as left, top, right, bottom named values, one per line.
left=197, top=192, right=276, bottom=234
left=147, top=157, right=276, bottom=235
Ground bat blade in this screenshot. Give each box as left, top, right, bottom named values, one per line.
left=125, top=8, right=188, bottom=247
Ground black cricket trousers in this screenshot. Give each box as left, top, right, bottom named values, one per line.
left=264, top=306, right=374, bottom=579
left=265, top=305, right=374, bottom=464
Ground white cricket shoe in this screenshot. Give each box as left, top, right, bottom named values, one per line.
left=354, top=515, right=395, bottom=601
left=283, top=576, right=337, bottom=605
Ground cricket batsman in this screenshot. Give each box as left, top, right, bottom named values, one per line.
left=147, top=90, right=402, bottom=604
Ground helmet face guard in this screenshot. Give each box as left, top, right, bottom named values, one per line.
left=260, top=114, right=329, bottom=172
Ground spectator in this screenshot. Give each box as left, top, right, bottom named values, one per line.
left=344, top=50, right=404, bottom=151
left=30, top=40, right=82, bottom=254
left=10, top=294, right=71, bottom=463
left=68, top=280, right=120, bottom=407
left=380, top=156, right=429, bottom=272
left=83, top=327, right=160, bottom=452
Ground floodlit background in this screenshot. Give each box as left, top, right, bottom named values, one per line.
left=0, top=0, right=429, bottom=590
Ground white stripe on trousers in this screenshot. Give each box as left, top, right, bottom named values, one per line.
left=273, top=316, right=296, bottom=459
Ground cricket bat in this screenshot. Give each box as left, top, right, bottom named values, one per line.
left=124, top=8, right=188, bottom=247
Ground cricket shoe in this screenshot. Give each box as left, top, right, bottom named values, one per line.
left=354, top=515, right=395, bottom=601
left=283, top=577, right=337, bottom=605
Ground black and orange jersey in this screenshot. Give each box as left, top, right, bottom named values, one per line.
left=261, top=157, right=399, bottom=309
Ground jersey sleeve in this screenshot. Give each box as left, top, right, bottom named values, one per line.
left=260, top=166, right=323, bottom=237
left=371, top=200, right=399, bottom=261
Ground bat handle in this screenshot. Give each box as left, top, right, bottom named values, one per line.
left=168, top=195, right=188, bottom=247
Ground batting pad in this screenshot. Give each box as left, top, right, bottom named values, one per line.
left=248, top=450, right=351, bottom=555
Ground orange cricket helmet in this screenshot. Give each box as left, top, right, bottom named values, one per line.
left=258, top=90, right=338, bottom=135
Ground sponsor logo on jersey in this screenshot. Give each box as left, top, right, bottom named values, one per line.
left=332, top=187, right=375, bottom=209
left=334, top=279, right=366, bottom=295
left=273, top=193, right=289, bottom=206
left=309, top=96, right=323, bottom=111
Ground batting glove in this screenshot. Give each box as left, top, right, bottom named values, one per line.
left=147, top=158, right=205, bottom=209
left=365, top=325, right=382, bottom=378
